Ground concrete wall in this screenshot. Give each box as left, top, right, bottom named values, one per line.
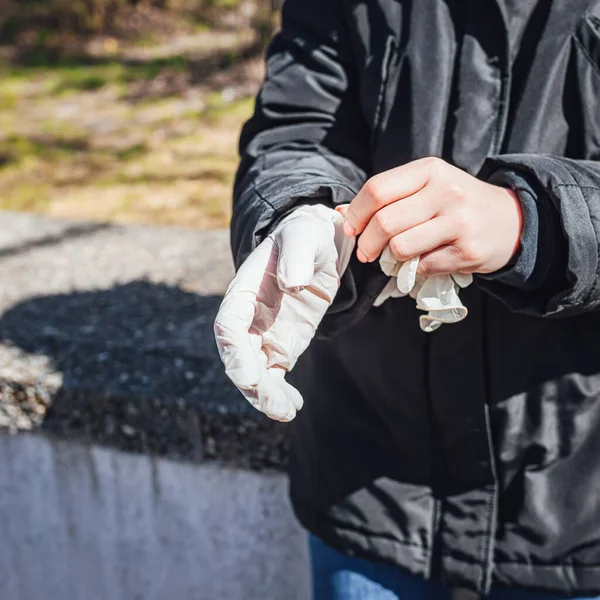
left=0, top=432, right=311, bottom=600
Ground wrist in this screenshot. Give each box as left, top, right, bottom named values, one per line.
left=479, top=168, right=563, bottom=293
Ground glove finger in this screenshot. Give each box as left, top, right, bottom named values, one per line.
left=373, top=277, right=400, bottom=307
left=419, top=306, right=468, bottom=332
left=397, top=255, right=420, bottom=294
left=414, top=275, right=464, bottom=312
left=275, top=220, right=319, bottom=294
left=379, top=244, right=400, bottom=277
left=332, top=208, right=356, bottom=276
left=261, top=286, right=331, bottom=370
left=408, top=274, right=426, bottom=299
left=242, top=366, right=304, bottom=422
left=419, top=315, right=444, bottom=333
left=214, top=239, right=275, bottom=389
left=451, top=272, right=473, bottom=289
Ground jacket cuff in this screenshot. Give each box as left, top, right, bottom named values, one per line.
left=478, top=169, right=564, bottom=293
left=266, top=198, right=388, bottom=338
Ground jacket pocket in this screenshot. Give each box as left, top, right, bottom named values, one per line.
left=574, top=14, right=600, bottom=78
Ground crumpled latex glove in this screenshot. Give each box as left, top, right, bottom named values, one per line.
left=214, top=204, right=354, bottom=421
left=374, top=245, right=473, bottom=332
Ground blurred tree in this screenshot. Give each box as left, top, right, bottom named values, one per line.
left=0, top=0, right=281, bottom=48
left=251, top=0, right=279, bottom=49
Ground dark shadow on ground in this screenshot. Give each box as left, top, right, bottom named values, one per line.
left=0, top=222, right=113, bottom=259
left=0, top=281, right=288, bottom=468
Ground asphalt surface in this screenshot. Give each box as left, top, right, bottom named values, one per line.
left=0, top=211, right=289, bottom=470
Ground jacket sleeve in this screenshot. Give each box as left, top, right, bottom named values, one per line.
left=478, top=155, right=600, bottom=317
left=230, top=0, right=370, bottom=269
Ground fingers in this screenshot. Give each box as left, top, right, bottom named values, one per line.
left=387, top=217, right=455, bottom=265
left=214, top=240, right=275, bottom=389
left=451, top=272, right=473, bottom=288
left=335, top=204, right=349, bottom=219
left=354, top=190, right=437, bottom=262
left=216, top=207, right=340, bottom=422
left=218, top=289, right=306, bottom=421
left=217, top=282, right=305, bottom=422
left=418, top=245, right=468, bottom=277
left=344, top=157, right=442, bottom=236
left=373, top=277, right=402, bottom=307
left=397, top=256, right=420, bottom=294
left=241, top=367, right=304, bottom=422
left=275, top=217, right=320, bottom=293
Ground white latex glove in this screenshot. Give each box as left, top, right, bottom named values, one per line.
left=374, top=245, right=472, bottom=332
left=214, top=205, right=354, bottom=421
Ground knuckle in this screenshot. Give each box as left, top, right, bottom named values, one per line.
left=451, top=205, right=471, bottom=234
left=364, top=177, right=387, bottom=208
left=460, top=241, right=483, bottom=265
left=424, top=156, right=445, bottom=177
left=418, top=260, right=434, bottom=277
left=390, top=236, right=411, bottom=261
left=446, top=183, right=466, bottom=202
left=374, top=209, right=394, bottom=236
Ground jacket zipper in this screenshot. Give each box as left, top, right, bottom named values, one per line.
left=371, top=35, right=396, bottom=153
left=490, top=0, right=511, bottom=155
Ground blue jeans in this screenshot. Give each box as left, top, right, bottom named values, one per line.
left=310, top=535, right=599, bottom=600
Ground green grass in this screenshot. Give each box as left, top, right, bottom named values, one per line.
left=201, top=94, right=254, bottom=121
left=0, top=55, right=190, bottom=100
left=53, top=74, right=108, bottom=94
left=206, top=0, right=242, bottom=8
left=0, top=133, right=90, bottom=165
left=116, top=143, right=147, bottom=161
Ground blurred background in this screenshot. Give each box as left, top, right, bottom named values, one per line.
left=0, top=0, right=278, bottom=229
left=0, top=4, right=315, bottom=599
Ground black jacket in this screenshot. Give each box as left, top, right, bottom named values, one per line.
left=231, top=0, right=600, bottom=594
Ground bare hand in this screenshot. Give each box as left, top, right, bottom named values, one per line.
left=340, top=157, right=523, bottom=276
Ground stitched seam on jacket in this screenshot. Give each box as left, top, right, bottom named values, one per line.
left=320, top=524, right=426, bottom=550
left=590, top=15, right=600, bottom=32
left=293, top=498, right=430, bottom=550
left=470, top=488, right=495, bottom=590
left=247, top=154, right=277, bottom=212
left=252, top=179, right=277, bottom=211
left=490, top=12, right=511, bottom=156
left=425, top=496, right=440, bottom=579
left=573, top=35, right=600, bottom=79
left=478, top=472, right=499, bottom=588
left=565, top=183, right=600, bottom=305
left=253, top=178, right=358, bottom=211
left=496, top=560, right=600, bottom=568
left=441, top=555, right=600, bottom=569
left=553, top=182, right=600, bottom=307
left=557, top=184, right=600, bottom=192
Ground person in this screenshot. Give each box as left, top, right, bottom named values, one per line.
left=214, top=0, right=600, bottom=598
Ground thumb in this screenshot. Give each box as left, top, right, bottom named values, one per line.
left=275, top=224, right=318, bottom=294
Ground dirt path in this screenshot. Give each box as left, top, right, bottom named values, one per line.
left=0, top=27, right=264, bottom=229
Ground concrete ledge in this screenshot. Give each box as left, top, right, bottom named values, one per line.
left=0, top=212, right=311, bottom=600
left=0, top=432, right=310, bottom=600
left=0, top=211, right=289, bottom=470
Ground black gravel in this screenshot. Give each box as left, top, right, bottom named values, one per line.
left=0, top=212, right=290, bottom=471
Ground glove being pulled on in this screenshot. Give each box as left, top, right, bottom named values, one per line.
left=374, top=245, right=473, bottom=332
left=214, top=205, right=354, bottom=421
